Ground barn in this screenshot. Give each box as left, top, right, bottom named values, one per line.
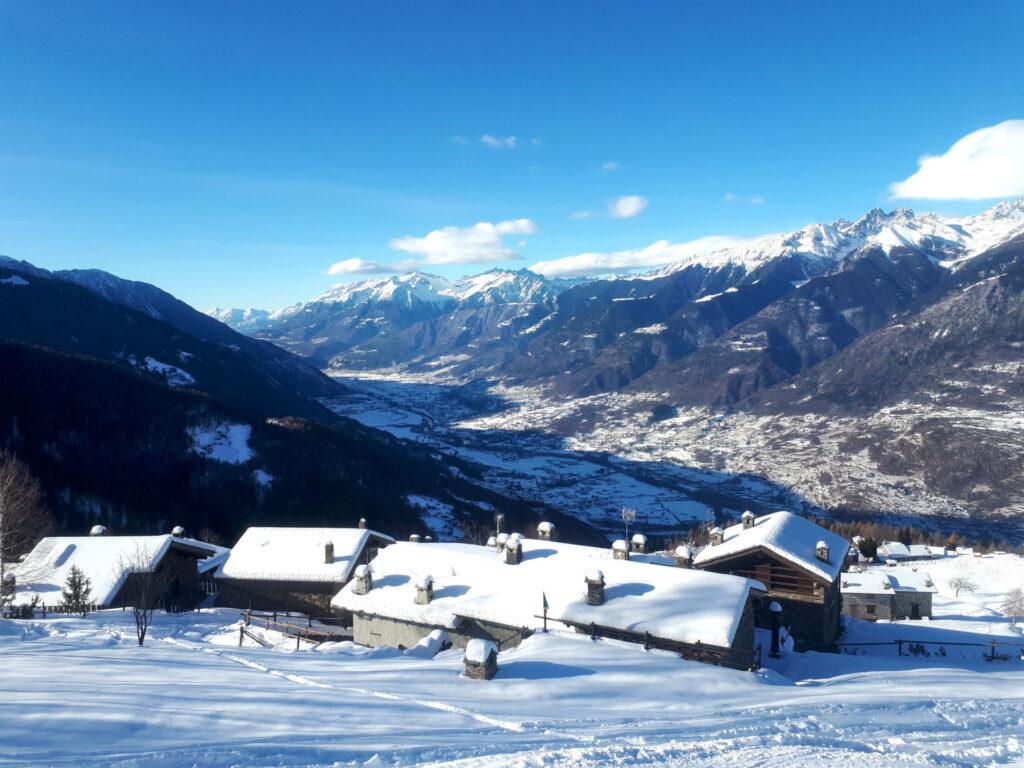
left=10, top=529, right=219, bottom=611
left=693, top=511, right=848, bottom=651
left=841, top=567, right=936, bottom=621
left=215, top=526, right=394, bottom=614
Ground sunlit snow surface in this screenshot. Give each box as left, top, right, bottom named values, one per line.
left=2, top=564, right=1023, bottom=768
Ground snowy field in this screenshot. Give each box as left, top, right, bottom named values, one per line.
left=2, top=592, right=1024, bottom=767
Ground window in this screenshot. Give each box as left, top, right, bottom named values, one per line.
left=865, top=604, right=876, bottom=616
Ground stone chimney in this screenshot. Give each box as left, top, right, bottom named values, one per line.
left=815, top=540, right=830, bottom=563
left=741, top=510, right=755, bottom=530
left=495, top=532, right=509, bottom=552
left=358, top=517, right=367, bottom=529
left=674, top=544, right=692, bottom=568
left=585, top=569, right=605, bottom=605
left=503, top=536, right=523, bottom=565
left=630, top=533, right=647, bottom=554
left=415, top=575, right=434, bottom=605
left=353, top=564, right=372, bottom=595
left=409, top=534, right=421, bottom=543
left=324, top=541, right=335, bottom=564
left=536, top=521, right=555, bottom=540
left=424, top=535, right=433, bottom=543
left=612, top=539, right=630, bottom=561
left=709, top=527, right=724, bottom=546
left=171, top=525, right=186, bottom=537
left=89, top=524, right=107, bottom=537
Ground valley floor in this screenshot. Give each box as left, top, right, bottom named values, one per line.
left=2, top=583, right=1023, bottom=768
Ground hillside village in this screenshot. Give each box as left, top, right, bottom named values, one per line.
left=3, top=510, right=1024, bottom=765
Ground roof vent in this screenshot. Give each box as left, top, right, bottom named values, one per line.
left=883, top=579, right=892, bottom=590
left=709, top=527, right=724, bottom=546
left=630, top=533, right=647, bottom=553
left=816, top=540, right=830, bottom=563
left=358, top=517, right=367, bottom=529
left=674, top=544, right=692, bottom=568
left=409, top=534, right=421, bottom=543
left=171, top=525, right=186, bottom=537
left=585, top=569, right=605, bottom=605
left=612, top=539, right=630, bottom=561
left=741, top=510, right=755, bottom=529
left=353, top=564, right=372, bottom=595
left=89, top=525, right=107, bottom=537
left=536, top=521, right=556, bottom=540
left=415, top=574, right=434, bottom=605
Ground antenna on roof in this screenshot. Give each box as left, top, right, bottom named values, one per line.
left=620, top=506, right=637, bottom=542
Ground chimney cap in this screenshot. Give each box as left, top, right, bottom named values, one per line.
left=409, top=534, right=421, bottom=543
left=710, top=526, right=723, bottom=535
left=171, top=525, right=186, bottom=537
left=354, top=564, right=370, bottom=579
left=536, top=521, right=554, bottom=533
left=89, top=525, right=107, bottom=536
left=585, top=568, right=605, bottom=584
left=415, top=574, right=434, bottom=590
left=742, top=510, right=755, bottom=519
left=816, top=540, right=828, bottom=549
left=631, top=533, right=647, bottom=544
left=612, top=539, right=629, bottom=551
left=496, top=532, right=509, bottom=544
left=674, top=544, right=692, bottom=559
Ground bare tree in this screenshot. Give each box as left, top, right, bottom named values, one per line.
left=115, top=545, right=172, bottom=646
left=1002, top=586, right=1024, bottom=621
left=0, top=451, right=53, bottom=606
left=948, top=574, right=977, bottom=598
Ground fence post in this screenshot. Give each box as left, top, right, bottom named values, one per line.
left=897, top=639, right=903, bottom=656
left=644, top=631, right=650, bottom=651
left=239, top=624, right=243, bottom=647
left=590, top=622, right=596, bottom=641
left=296, top=634, right=300, bottom=651
left=990, top=640, right=997, bottom=661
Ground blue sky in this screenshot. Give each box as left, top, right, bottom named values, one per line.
left=2, top=1, right=1023, bottom=309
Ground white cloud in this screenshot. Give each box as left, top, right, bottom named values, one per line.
left=601, top=161, right=619, bottom=173
left=889, top=120, right=1024, bottom=200
left=389, top=218, right=537, bottom=266
left=325, top=258, right=399, bottom=276
left=449, top=135, right=468, bottom=146
left=480, top=134, right=518, bottom=149
left=724, top=192, right=765, bottom=205
left=570, top=210, right=599, bottom=219
left=608, top=194, right=648, bottom=219
left=530, top=137, right=543, bottom=147
left=531, top=235, right=747, bottom=278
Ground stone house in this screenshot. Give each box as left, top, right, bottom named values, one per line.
left=216, top=526, right=394, bottom=614
left=841, top=567, right=936, bottom=621
left=332, top=536, right=766, bottom=670
left=10, top=528, right=219, bottom=611
left=693, top=511, right=849, bottom=651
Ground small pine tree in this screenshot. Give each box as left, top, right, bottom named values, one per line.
left=62, top=565, right=92, bottom=613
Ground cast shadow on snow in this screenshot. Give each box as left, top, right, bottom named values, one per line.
left=495, top=660, right=596, bottom=680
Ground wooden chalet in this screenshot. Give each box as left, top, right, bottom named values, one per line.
left=693, top=511, right=848, bottom=651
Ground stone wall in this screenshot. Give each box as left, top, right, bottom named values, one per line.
left=842, top=591, right=894, bottom=621
left=893, top=590, right=932, bottom=620
left=351, top=613, right=529, bottom=652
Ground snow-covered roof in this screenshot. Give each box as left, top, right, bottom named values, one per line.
left=218, top=527, right=395, bottom=583
left=692, top=511, right=848, bottom=584
left=334, top=539, right=764, bottom=649
left=878, top=542, right=911, bottom=559
left=11, top=535, right=217, bottom=606
left=841, top=567, right=936, bottom=595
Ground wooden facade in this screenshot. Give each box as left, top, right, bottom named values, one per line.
left=111, top=541, right=215, bottom=612
left=697, top=546, right=841, bottom=651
